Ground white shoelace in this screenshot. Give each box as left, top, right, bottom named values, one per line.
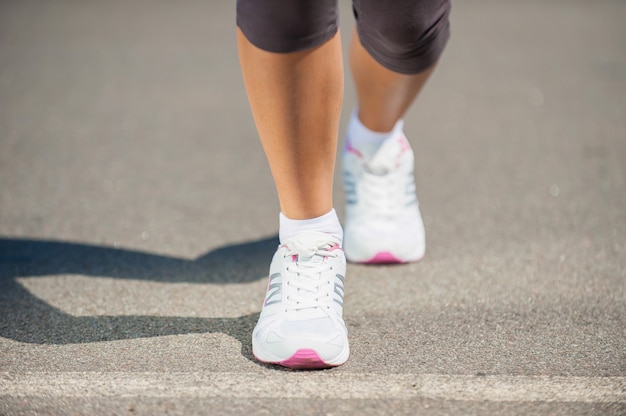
left=283, top=240, right=339, bottom=312
left=360, top=170, right=404, bottom=217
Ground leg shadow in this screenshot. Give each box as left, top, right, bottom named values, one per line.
left=0, top=236, right=278, bottom=363
left=0, top=235, right=278, bottom=283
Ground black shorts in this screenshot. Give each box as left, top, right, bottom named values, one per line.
left=236, top=0, right=451, bottom=74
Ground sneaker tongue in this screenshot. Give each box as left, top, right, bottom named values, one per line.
left=366, top=136, right=403, bottom=175
left=288, top=231, right=337, bottom=261
left=297, top=253, right=323, bottom=264
left=293, top=247, right=324, bottom=265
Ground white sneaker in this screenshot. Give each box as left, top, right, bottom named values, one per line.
left=342, top=127, right=426, bottom=263
left=252, top=231, right=349, bottom=369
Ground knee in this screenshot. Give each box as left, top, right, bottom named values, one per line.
left=354, top=0, right=451, bottom=74
left=237, top=0, right=338, bottom=53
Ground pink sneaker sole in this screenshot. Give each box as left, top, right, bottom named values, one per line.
left=364, top=251, right=403, bottom=264
left=271, top=349, right=334, bottom=370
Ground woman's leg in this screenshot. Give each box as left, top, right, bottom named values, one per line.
left=349, top=28, right=436, bottom=133
left=237, top=1, right=349, bottom=369
left=236, top=30, right=343, bottom=221
left=349, top=0, right=451, bottom=131
left=342, top=0, right=451, bottom=263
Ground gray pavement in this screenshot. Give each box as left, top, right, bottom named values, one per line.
left=1, top=0, right=625, bottom=414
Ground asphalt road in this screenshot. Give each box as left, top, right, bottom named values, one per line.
left=1, top=0, right=625, bottom=415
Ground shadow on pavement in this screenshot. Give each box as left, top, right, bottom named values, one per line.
left=0, top=236, right=278, bottom=284
left=0, top=236, right=277, bottom=361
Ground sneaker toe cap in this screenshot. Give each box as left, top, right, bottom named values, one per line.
left=344, top=222, right=425, bottom=262
left=254, top=316, right=347, bottom=362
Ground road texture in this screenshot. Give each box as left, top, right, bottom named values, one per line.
left=1, top=0, right=625, bottom=414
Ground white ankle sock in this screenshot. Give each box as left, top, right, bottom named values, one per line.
left=279, top=209, right=343, bottom=245
left=345, top=109, right=404, bottom=159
